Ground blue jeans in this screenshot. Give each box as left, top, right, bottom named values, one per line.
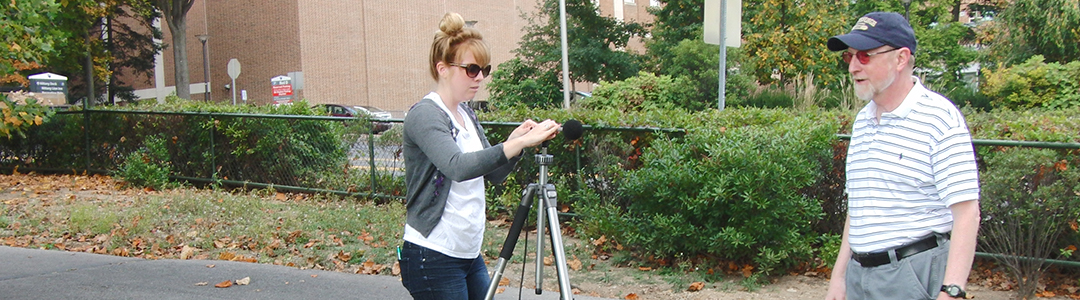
left=399, top=241, right=490, bottom=300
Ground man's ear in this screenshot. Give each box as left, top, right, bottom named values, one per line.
left=897, top=48, right=913, bottom=71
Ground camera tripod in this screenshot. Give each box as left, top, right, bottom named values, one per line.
left=485, top=145, right=575, bottom=300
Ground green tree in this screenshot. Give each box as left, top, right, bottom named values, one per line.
left=0, top=0, right=65, bottom=138
left=644, top=0, right=704, bottom=75
left=42, top=0, right=163, bottom=105
left=988, top=0, right=1080, bottom=65
left=742, top=0, right=853, bottom=88
left=664, top=36, right=755, bottom=110
left=488, top=0, right=648, bottom=108
left=1, top=0, right=65, bottom=76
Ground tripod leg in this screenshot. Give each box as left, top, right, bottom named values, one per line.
left=535, top=184, right=546, bottom=294
left=484, top=184, right=538, bottom=300
left=541, top=183, right=575, bottom=300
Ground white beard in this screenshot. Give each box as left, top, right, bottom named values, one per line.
left=853, top=71, right=897, bottom=101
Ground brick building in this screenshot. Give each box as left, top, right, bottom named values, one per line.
left=131, top=0, right=656, bottom=115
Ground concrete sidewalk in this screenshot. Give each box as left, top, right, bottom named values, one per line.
left=0, top=246, right=612, bottom=300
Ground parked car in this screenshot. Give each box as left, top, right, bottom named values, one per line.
left=316, top=104, right=392, bottom=134
left=353, top=105, right=392, bottom=120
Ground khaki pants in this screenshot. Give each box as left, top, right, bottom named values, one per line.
left=845, top=238, right=950, bottom=300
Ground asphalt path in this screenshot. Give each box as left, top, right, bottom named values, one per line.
left=0, top=246, right=613, bottom=300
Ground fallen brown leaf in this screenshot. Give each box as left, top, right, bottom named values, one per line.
left=687, top=281, right=705, bottom=292
left=180, top=245, right=194, bottom=260
left=568, top=257, right=582, bottom=271
left=625, top=293, right=639, bottom=300
left=214, top=280, right=232, bottom=288
left=592, top=235, right=607, bottom=247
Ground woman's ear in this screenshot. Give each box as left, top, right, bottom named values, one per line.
left=436, top=61, right=449, bottom=77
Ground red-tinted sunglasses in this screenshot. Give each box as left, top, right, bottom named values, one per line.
left=842, top=47, right=902, bottom=64
left=451, top=63, right=492, bottom=78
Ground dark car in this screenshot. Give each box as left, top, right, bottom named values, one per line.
left=317, top=104, right=392, bottom=134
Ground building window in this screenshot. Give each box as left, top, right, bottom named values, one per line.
left=650, top=0, right=659, bottom=6
left=624, top=0, right=635, bottom=4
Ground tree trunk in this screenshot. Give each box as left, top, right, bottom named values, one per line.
left=167, top=16, right=190, bottom=100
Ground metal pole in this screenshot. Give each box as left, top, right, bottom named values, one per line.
left=231, top=78, right=236, bottom=105
left=198, top=35, right=210, bottom=101
left=559, top=0, right=571, bottom=110
left=718, top=0, right=727, bottom=111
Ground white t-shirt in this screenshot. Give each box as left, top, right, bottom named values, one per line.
left=403, top=92, right=487, bottom=259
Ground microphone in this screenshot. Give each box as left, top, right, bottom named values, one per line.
left=561, top=119, right=583, bottom=141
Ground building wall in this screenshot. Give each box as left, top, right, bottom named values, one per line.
left=206, top=0, right=303, bottom=104
left=136, top=0, right=650, bottom=114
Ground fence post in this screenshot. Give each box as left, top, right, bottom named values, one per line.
left=209, top=113, right=217, bottom=180
left=368, top=131, right=377, bottom=197
left=83, top=110, right=90, bottom=171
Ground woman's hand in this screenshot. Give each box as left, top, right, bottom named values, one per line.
left=502, top=119, right=560, bottom=158
left=508, top=119, right=538, bottom=141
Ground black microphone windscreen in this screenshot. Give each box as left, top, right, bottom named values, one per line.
left=562, top=119, right=583, bottom=141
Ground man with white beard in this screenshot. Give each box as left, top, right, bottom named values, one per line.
left=823, top=11, right=981, bottom=300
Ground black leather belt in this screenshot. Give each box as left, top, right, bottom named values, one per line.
left=853, top=233, right=949, bottom=267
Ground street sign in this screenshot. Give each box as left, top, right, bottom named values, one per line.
left=227, top=59, right=241, bottom=79
left=271, top=75, right=293, bottom=104
left=704, top=0, right=742, bottom=47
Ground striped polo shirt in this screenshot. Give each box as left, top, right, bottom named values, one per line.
left=845, top=77, right=980, bottom=254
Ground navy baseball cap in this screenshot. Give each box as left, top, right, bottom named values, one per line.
left=828, top=12, right=917, bottom=55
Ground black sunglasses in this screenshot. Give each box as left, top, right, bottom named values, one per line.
left=451, top=63, right=492, bottom=78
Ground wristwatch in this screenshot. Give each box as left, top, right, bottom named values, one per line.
left=940, top=284, right=968, bottom=298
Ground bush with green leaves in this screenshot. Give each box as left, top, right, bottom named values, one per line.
left=980, top=56, right=1080, bottom=110
left=2, top=97, right=350, bottom=189
left=116, top=135, right=173, bottom=189
left=0, top=93, right=55, bottom=139
left=978, top=147, right=1080, bottom=299
left=576, top=107, right=841, bottom=276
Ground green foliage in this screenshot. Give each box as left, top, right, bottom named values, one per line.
left=978, top=147, right=1080, bottom=299
left=980, top=56, right=1080, bottom=109
left=738, top=85, right=794, bottom=109
left=0, top=0, right=64, bottom=75
left=2, top=98, right=351, bottom=190
left=644, top=0, right=703, bottom=74
left=988, top=0, right=1080, bottom=65
left=487, top=58, right=562, bottom=108
left=664, top=38, right=756, bottom=110
left=488, top=0, right=648, bottom=108
left=41, top=0, right=162, bottom=104
left=579, top=108, right=840, bottom=272
left=916, top=22, right=980, bottom=92
left=742, top=0, right=852, bottom=88
left=0, top=94, right=55, bottom=139
left=578, top=72, right=689, bottom=112
left=116, top=135, right=173, bottom=189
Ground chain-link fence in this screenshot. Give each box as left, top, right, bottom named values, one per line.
left=0, top=110, right=680, bottom=207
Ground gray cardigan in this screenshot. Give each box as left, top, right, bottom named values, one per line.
left=403, top=98, right=521, bottom=237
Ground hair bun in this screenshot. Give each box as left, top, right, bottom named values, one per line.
left=439, top=12, right=466, bottom=36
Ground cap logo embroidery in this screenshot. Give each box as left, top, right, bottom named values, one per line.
left=851, top=17, right=878, bottom=31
